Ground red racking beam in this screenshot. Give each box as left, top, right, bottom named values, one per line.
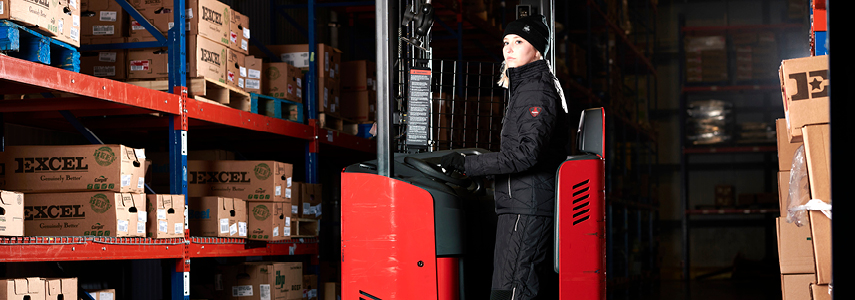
left=0, top=237, right=186, bottom=262
left=187, top=237, right=319, bottom=258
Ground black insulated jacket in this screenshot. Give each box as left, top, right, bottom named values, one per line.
left=463, top=59, right=572, bottom=216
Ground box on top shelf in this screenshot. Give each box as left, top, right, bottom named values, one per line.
left=128, top=1, right=173, bottom=39
left=24, top=191, right=146, bottom=237
left=80, top=37, right=127, bottom=80
left=186, top=0, right=229, bottom=47
left=45, top=278, right=76, bottom=300
left=262, top=62, right=302, bottom=102
left=54, top=0, right=81, bottom=47
left=1, top=277, right=45, bottom=300
left=146, top=194, right=185, bottom=239
left=0, top=190, right=24, bottom=237
left=187, top=33, right=227, bottom=83
left=187, top=160, right=294, bottom=202
left=80, top=0, right=128, bottom=38
left=3, top=144, right=146, bottom=193
left=1, top=0, right=58, bottom=39
left=778, top=55, right=829, bottom=142
left=229, top=9, right=249, bottom=54
left=246, top=200, right=290, bottom=241
left=188, top=196, right=247, bottom=238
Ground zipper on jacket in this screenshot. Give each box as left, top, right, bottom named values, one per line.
left=514, top=214, right=521, bottom=231
left=507, top=174, right=512, bottom=199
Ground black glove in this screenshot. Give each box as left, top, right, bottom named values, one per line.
left=440, top=152, right=465, bottom=174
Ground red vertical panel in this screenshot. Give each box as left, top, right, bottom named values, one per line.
left=341, top=173, right=439, bottom=300
left=436, top=257, right=459, bottom=300
left=557, top=158, right=606, bottom=300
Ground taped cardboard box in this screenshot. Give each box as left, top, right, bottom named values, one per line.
left=0, top=190, right=24, bottom=237
left=187, top=34, right=227, bottom=84
left=779, top=55, right=829, bottom=142
left=255, top=44, right=341, bottom=79
left=317, top=76, right=340, bottom=116
left=246, top=200, right=290, bottom=241
left=778, top=171, right=790, bottom=217
left=127, top=36, right=169, bottom=79
left=780, top=273, right=813, bottom=300
left=1, top=0, right=56, bottom=37
left=776, top=118, right=803, bottom=171
left=80, top=37, right=128, bottom=80
left=776, top=217, right=815, bottom=274
left=222, top=262, right=303, bottom=300
left=45, top=278, right=76, bottom=300
left=24, top=192, right=145, bottom=237
left=80, top=0, right=128, bottom=38
left=188, top=196, right=247, bottom=238
left=146, top=194, right=185, bottom=239
left=229, top=9, right=249, bottom=54
left=187, top=160, right=293, bottom=202
left=3, top=144, right=146, bottom=193
left=802, top=124, right=830, bottom=203
left=185, top=0, right=229, bottom=47
left=84, top=289, right=115, bottom=300
left=262, top=62, right=302, bottom=103
left=0, top=277, right=45, bottom=300
left=54, top=0, right=81, bottom=47
left=808, top=211, right=831, bottom=285
left=128, top=3, right=172, bottom=39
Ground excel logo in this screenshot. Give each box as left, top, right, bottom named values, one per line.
left=201, top=48, right=222, bottom=66
left=201, top=6, right=223, bottom=25
left=787, top=70, right=828, bottom=101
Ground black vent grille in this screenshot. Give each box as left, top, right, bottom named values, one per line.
left=571, top=179, right=591, bottom=225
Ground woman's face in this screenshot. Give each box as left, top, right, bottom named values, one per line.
left=503, top=34, right=540, bottom=68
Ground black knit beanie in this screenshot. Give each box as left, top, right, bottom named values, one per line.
left=503, top=14, right=550, bottom=56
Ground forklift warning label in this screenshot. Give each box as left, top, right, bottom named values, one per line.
left=407, top=68, right=431, bottom=148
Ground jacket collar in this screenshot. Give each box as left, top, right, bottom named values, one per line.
left=507, top=59, right=549, bottom=90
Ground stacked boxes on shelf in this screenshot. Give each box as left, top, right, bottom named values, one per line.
left=341, top=60, right=377, bottom=124
left=187, top=160, right=294, bottom=240
left=289, top=182, right=321, bottom=238
left=255, top=43, right=342, bottom=116
left=217, top=261, right=304, bottom=300
left=775, top=54, right=831, bottom=300
left=1, top=277, right=80, bottom=300
left=684, top=35, right=727, bottom=83
left=0, top=0, right=82, bottom=46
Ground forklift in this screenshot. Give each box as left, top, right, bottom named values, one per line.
left=340, top=1, right=606, bottom=299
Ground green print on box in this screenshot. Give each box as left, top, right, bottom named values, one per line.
left=93, top=146, right=117, bottom=166
left=84, top=223, right=111, bottom=236
left=252, top=204, right=271, bottom=221
left=89, top=193, right=112, bottom=213
left=254, top=163, right=271, bottom=180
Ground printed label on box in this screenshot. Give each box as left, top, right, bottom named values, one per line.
left=159, top=220, right=168, bottom=232
left=93, top=25, right=115, bottom=35
left=99, top=52, right=117, bottom=62
left=246, top=79, right=260, bottom=89
left=130, top=60, right=150, bottom=71
left=100, top=11, right=117, bottom=22
left=233, top=285, right=253, bottom=297
left=94, top=66, right=116, bottom=77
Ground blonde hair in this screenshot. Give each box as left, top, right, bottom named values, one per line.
left=497, top=51, right=543, bottom=88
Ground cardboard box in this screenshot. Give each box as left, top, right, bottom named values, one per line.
left=229, top=9, right=249, bottom=54
left=223, top=262, right=303, bottom=300
left=262, top=62, right=302, bottom=102
left=810, top=284, right=830, bottom=300
left=187, top=34, right=227, bottom=83
left=80, top=37, right=128, bottom=80
left=80, top=0, right=127, bottom=37
left=299, top=183, right=321, bottom=220
left=776, top=217, right=815, bottom=274
left=127, top=37, right=169, bottom=79
left=778, top=171, right=790, bottom=217
left=84, top=289, right=115, bottom=300
left=290, top=219, right=318, bottom=237
left=186, top=0, right=229, bottom=47
left=1, top=0, right=56, bottom=37
left=54, top=0, right=81, bottom=46
left=227, top=48, right=246, bottom=90
left=146, top=194, right=185, bottom=239
left=776, top=118, right=803, bottom=171
left=246, top=200, right=290, bottom=241
left=0, top=278, right=45, bottom=300
left=318, top=76, right=340, bottom=116
left=187, top=160, right=293, bottom=202
left=322, top=282, right=339, bottom=300
left=802, top=124, right=830, bottom=203
left=45, top=278, right=76, bottom=300
left=3, top=144, right=146, bottom=193
left=129, top=4, right=172, bottom=39
left=188, top=196, right=247, bottom=238
left=340, top=90, right=375, bottom=122
left=302, top=275, right=318, bottom=300
left=244, top=55, right=262, bottom=93
left=0, top=190, right=24, bottom=236
left=781, top=273, right=813, bottom=300
left=24, top=192, right=145, bottom=237
left=779, top=55, right=829, bottom=142
left=341, top=60, right=375, bottom=92
left=808, top=211, right=831, bottom=284
left=253, top=44, right=341, bottom=79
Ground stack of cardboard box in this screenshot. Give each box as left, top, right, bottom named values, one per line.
left=187, top=160, right=294, bottom=241
left=684, top=35, right=727, bottom=83
left=775, top=54, right=831, bottom=300
left=288, top=182, right=321, bottom=237
left=0, top=144, right=186, bottom=240
left=0, top=277, right=80, bottom=300
left=252, top=43, right=342, bottom=113
left=214, top=261, right=304, bottom=300
left=340, top=60, right=377, bottom=123
left=0, top=0, right=81, bottom=47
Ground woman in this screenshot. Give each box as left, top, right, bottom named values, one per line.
left=440, top=14, right=571, bottom=300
